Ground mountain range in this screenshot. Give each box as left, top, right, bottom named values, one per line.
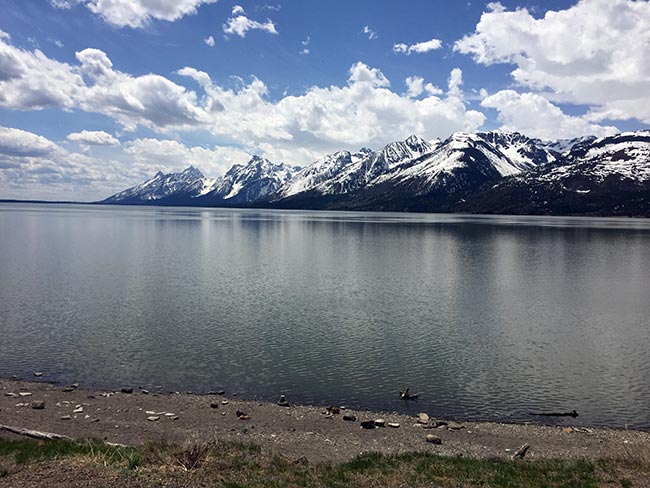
left=102, top=131, right=650, bottom=217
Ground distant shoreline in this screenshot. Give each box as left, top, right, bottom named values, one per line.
left=2, top=199, right=649, bottom=219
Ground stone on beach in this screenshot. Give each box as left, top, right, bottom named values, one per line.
left=374, top=419, right=385, bottom=427
left=31, top=401, right=45, bottom=410
left=147, top=416, right=160, bottom=422
left=120, top=388, right=133, bottom=394
left=417, top=413, right=430, bottom=424
left=426, top=434, right=442, bottom=445
left=388, top=422, right=400, bottom=428
left=210, top=402, right=220, bottom=409
left=343, top=414, right=357, bottom=422
left=277, top=394, right=290, bottom=407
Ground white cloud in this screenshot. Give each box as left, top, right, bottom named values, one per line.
left=300, top=36, right=310, bottom=55
left=125, top=138, right=251, bottom=177
left=223, top=10, right=278, bottom=37
left=204, top=35, right=215, bottom=47
left=393, top=38, right=442, bottom=55
left=404, top=76, right=443, bottom=98
left=0, top=37, right=85, bottom=110
left=67, top=130, right=120, bottom=145
left=0, top=125, right=126, bottom=200
left=481, top=90, right=618, bottom=140
left=362, top=26, right=377, bottom=40
left=455, top=0, right=650, bottom=123
left=0, top=126, right=60, bottom=158
left=51, top=0, right=218, bottom=28
left=0, top=33, right=485, bottom=167
left=75, top=48, right=205, bottom=131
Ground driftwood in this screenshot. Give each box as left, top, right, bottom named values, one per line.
left=530, top=410, right=578, bottom=418
left=511, top=443, right=530, bottom=460
left=0, top=424, right=130, bottom=448
left=0, top=424, right=71, bottom=441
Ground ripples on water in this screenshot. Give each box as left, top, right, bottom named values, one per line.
left=1, top=203, right=650, bottom=429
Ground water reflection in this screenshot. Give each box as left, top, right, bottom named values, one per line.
left=1, top=203, right=649, bottom=428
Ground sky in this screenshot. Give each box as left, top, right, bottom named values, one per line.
left=1, top=0, right=650, bottom=201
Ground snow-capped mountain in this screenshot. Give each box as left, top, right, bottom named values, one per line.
left=202, top=155, right=300, bottom=205
left=102, top=130, right=650, bottom=216
left=102, top=166, right=210, bottom=204
left=274, top=131, right=556, bottom=210
left=459, top=131, right=650, bottom=216
left=274, top=135, right=436, bottom=201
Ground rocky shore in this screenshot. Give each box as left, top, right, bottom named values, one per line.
left=2, top=377, right=648, bottom=465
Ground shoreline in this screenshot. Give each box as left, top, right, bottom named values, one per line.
left=2, top=378, right=648, bottom=464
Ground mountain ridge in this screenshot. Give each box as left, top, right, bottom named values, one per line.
left=101, top=130, right=650, bottom=217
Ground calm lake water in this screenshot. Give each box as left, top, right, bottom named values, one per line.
left=1, top=203, right=650, bottom=429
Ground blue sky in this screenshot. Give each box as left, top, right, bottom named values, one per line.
left=1, top=0, right=649, bottom=200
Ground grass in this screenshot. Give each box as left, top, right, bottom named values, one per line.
left=0, top=438, right=646, bottom=487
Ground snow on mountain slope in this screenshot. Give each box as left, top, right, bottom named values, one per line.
left=205, top=155, right=301, bottom=204
left=374, top=131, right=554, bottom=195
left=103, top=166, right=208, bottom=203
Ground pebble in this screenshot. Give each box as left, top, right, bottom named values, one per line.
left=360, top=421, right=376, bottom=429
left=417, top=413, right=430, bottom=424
left=164, top=413, right=176, bottom=417
left=221, top=400, right=229, bottom=405
left=147, top=416, right=160, bottom=422
left=18, top=392, right=32, bottom=397
left=374, top=419, right=386, bottom=427
left=62, top=387, right=74, bottom=393
left=145, top=411, right=156, bottom=415
left=388, top=422, right=400, bottom=428
left=61, top=415, right=71, bottom=420
left=447, top=422, right=465, bottom=430
left=210, top=402, right=220, bottom=409
left=4, top=392, right=17, bottom=397
left=120, top=388, right=133, bottom=394
left=426, top=434, right=442, bottom=445
left=73, top=407, right=83, bottom=414
left=171, top=416, right=179, bottom=421
left=141, top=389, right=149, bottom=395
left=277, top=394, right=290, bottom=407
left=343, top=414, right=357, bottom=422
left=31, top=401, right=45, bottom=410
left=33, top=372, right=43, bottom=377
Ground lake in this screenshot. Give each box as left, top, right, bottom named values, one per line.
left=1, top=203, right=649, bottom=429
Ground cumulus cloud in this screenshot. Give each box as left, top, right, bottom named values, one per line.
left=481, top=90, right=618, bottom=140
left=393, top=38, right=442, bottom=55
left=204, top=35, right=215, bottom=47
left=0, top=34, right=485, bottom=166
left=362, top=26, right=377, bottom=40
left=75, top=48, right=205, bottom=131
left=0, top=126, right=60, bottom=157
left=404, top=76, right=443, bottom=98
left=455, top=0, right=650, bottom=123
left=51, top=0, right=218, bottom=28
left=125, top=138, right=251, bottom=177
left=0, top=125, right=121, bottom=200
left=67, top=130, right=120, bottom=145
left=0, top=36, right=85, bottom=110
left=223, top=8, right=278, bottom=37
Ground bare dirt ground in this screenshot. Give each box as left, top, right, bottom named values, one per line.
left=1, top=378, right=648, bottom=464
